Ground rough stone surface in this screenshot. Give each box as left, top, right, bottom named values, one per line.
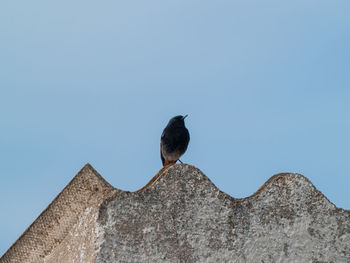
left=97, top=164, right=350, bottom=263
left=1, top=163, right=350, bottom=263
left=0, top=164, right=118, bottom=263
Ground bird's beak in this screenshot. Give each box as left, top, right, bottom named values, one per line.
left=182, top=114, right=188, bottom=120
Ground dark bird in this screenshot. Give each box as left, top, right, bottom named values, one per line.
left=160, top=115, right=190, bottom=166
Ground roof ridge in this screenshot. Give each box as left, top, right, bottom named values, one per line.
left=0, top=164, right=117, bottom=263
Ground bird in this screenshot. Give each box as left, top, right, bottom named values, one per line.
left=160, top=115, right=190, bottom=167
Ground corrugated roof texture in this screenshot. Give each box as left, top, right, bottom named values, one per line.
left=0, top=164, right=117, bottom=263
left=1, top=164, right=349, bottom=262
left=97, top=165, right=350, bottom=262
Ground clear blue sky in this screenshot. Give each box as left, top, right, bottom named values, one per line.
left=1, top=0, right=349, bottom=256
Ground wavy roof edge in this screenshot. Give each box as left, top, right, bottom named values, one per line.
left=1, top=163, right=348, bottom=262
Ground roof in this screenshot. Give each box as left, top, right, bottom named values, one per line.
left=1, top=164, right=349, bottom=262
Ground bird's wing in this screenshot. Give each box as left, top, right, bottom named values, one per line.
left=160, top=130, right=166, bottom=165
left=160, top=149, right=165, bottom=166
left=161, top=129, right=166, bottom=139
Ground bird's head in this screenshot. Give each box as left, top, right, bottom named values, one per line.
left=168, top=115, right=188, bottom=126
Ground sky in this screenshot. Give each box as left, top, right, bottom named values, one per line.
left=1, top=0, right=350, bottom=256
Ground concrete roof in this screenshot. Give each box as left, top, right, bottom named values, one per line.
left=1, top=164, right=349, bottom=262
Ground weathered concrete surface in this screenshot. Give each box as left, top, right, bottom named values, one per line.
left=97, top=164, right=350, bottom=262
left=0, top=164, right=118, bottom=263
left=1, top=163, right=350, bottom=262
